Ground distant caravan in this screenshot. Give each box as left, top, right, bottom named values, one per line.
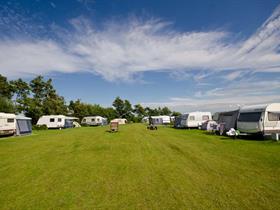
left=237, top=103, right=280, bottom=136
left=110, top=118, right=127, bottom=125
left=82, top=116, right=108, bottom=126
left=180, top=112, right=212, bottom=128
left=37, top=115, right=79, bottom=129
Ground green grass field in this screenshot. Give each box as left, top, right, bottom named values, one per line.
left=0, top=124, right=279, bottom=210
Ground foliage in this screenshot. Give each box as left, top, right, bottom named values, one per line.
left=0, top=96, right=15, bottom=113
left=0, top=74, right=180, bottom=124
left=32, top=124, right=48, bottom=130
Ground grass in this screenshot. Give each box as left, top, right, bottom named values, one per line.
left=0, top=124, right=279, bottom=210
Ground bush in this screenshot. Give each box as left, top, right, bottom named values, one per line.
left=32, top=125, right=48, bottom=130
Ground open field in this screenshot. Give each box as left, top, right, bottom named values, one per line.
left=0, top=124, right=279, bottom=210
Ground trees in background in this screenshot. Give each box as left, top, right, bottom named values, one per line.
left=0, top=74, right=180, bottom=124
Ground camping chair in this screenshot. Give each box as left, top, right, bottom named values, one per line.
left=110, top=122, right=119, bottom=132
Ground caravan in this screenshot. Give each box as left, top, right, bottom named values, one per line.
left=37, top=115, right=78, bottom=129
left=181, top=112, right=212, bottom=128
left=82, top=116, right=107, bottom=126
left=0, top=113, right=16, bottom=136
left=237, top=103, right=280, bottom=136
left=110, top=118, right=127, bottom=125
left=151, top=116, right=171, bottom=125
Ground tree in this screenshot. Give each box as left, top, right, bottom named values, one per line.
left=160, top=106, right=172, bottom=115
left=0, top=96, right=15, bottom=113
left=10, top=79, right=30, bottom=113
left=134, top=104, right=146, bottom=122
left=112, top=97, right=125, bottom=117
left=171, top=111, right=181, bottom=116
left=0, top=74, right=13, bottom=99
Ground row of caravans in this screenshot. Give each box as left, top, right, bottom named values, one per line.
left=0, top=113, right=32, bottom=136
left=190, top=103, right=280, bottom=137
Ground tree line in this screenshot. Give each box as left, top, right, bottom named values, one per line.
left=0, top=74, right=181, bottom=124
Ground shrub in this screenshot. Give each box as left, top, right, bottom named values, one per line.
left=32, top=125, right=48, bottom=130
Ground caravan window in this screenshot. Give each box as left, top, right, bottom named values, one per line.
left=91, top=118, right=95, bottom=122
left=238, top=112, right=262, bottom=122
left=7, top=118, right=14, bottom=123
left=268, top=112, right=280, bottom=121
left=97, top=118, right=100, bottom=122
left=50, top=118, right=55, bottom=122
left=189, top=116, right=195, bottom=121
left=58, top=118, right=62, bottom=122
left=202, top=115, right=209, bottom=120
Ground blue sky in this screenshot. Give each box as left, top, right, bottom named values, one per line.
left=0, top=0, right=280, bottom=112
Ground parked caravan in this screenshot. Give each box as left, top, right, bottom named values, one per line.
left=37, top=115, right=78, bottom=129
left=151, top=116, right=171, bottom=125
left=0, top=113, right=16, bottom=136
left=142, top=116, right=149, bottom=123
left=82, top=116, right=107, bottom=126
left=216, top=110, right=239, bottom=135
left=16, top=115, right=32, bottom=135
left=237, top=103, right=280, bottom=136
left=181, top=112, right=212, bottom=128
left=110, top=118, right=127, bottom=125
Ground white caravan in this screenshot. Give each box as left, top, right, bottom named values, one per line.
left=237, top=103, right=280, bottom=136
left=151, top=116, right=171, bottom=125
left=82, top=116, right=107, bottom=126
left=0, top=113, right=16, bottom=136
left=37, top=115, right=78, bottom=129
left=181, top=112, right=212, bottom=128
left=110, top=118, right=127, bottom=125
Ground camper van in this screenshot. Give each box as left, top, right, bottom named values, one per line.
left=110, top=118, right=127, bottom=125
left=237, top=103, right=280, bottom=136
left=0, top=113, right=16, bottom=136
left=37, top=115, right=78, bottom=129
left=181, top=112, right=212, bottom=128
left=82, top=116, right=107, bottom=126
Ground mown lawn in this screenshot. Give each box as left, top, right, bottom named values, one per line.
left=0, top=124, right=279, bottom=210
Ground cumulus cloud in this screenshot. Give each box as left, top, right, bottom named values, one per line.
left=0, top=4, right=279, bottom=80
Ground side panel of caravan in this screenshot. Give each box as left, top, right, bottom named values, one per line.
left=0, top=113, right=16, bottom=136
left=186, top=112, right=212, bottom=128
left=263, top=104, right=280, bottom=134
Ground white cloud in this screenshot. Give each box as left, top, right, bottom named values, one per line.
left=142, top=78, right=280, bottom=112
left=0, top=5, right=279, bottom=81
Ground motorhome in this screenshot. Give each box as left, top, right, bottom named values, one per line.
left=0, top=113, right=16, bottom=136
left=81, top=116, right=107, bottom=126
left=37, top=115, right=78, bottom=129
left=237, top=103, right=280, bottom=136
left=110, top=118, right=127, bottom=125
left=181, top=112, right=212, bottom=128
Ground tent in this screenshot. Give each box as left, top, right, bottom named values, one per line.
left=16, top=115, right=32, bottom=135
left=217, top=110, right=239, bottom=132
